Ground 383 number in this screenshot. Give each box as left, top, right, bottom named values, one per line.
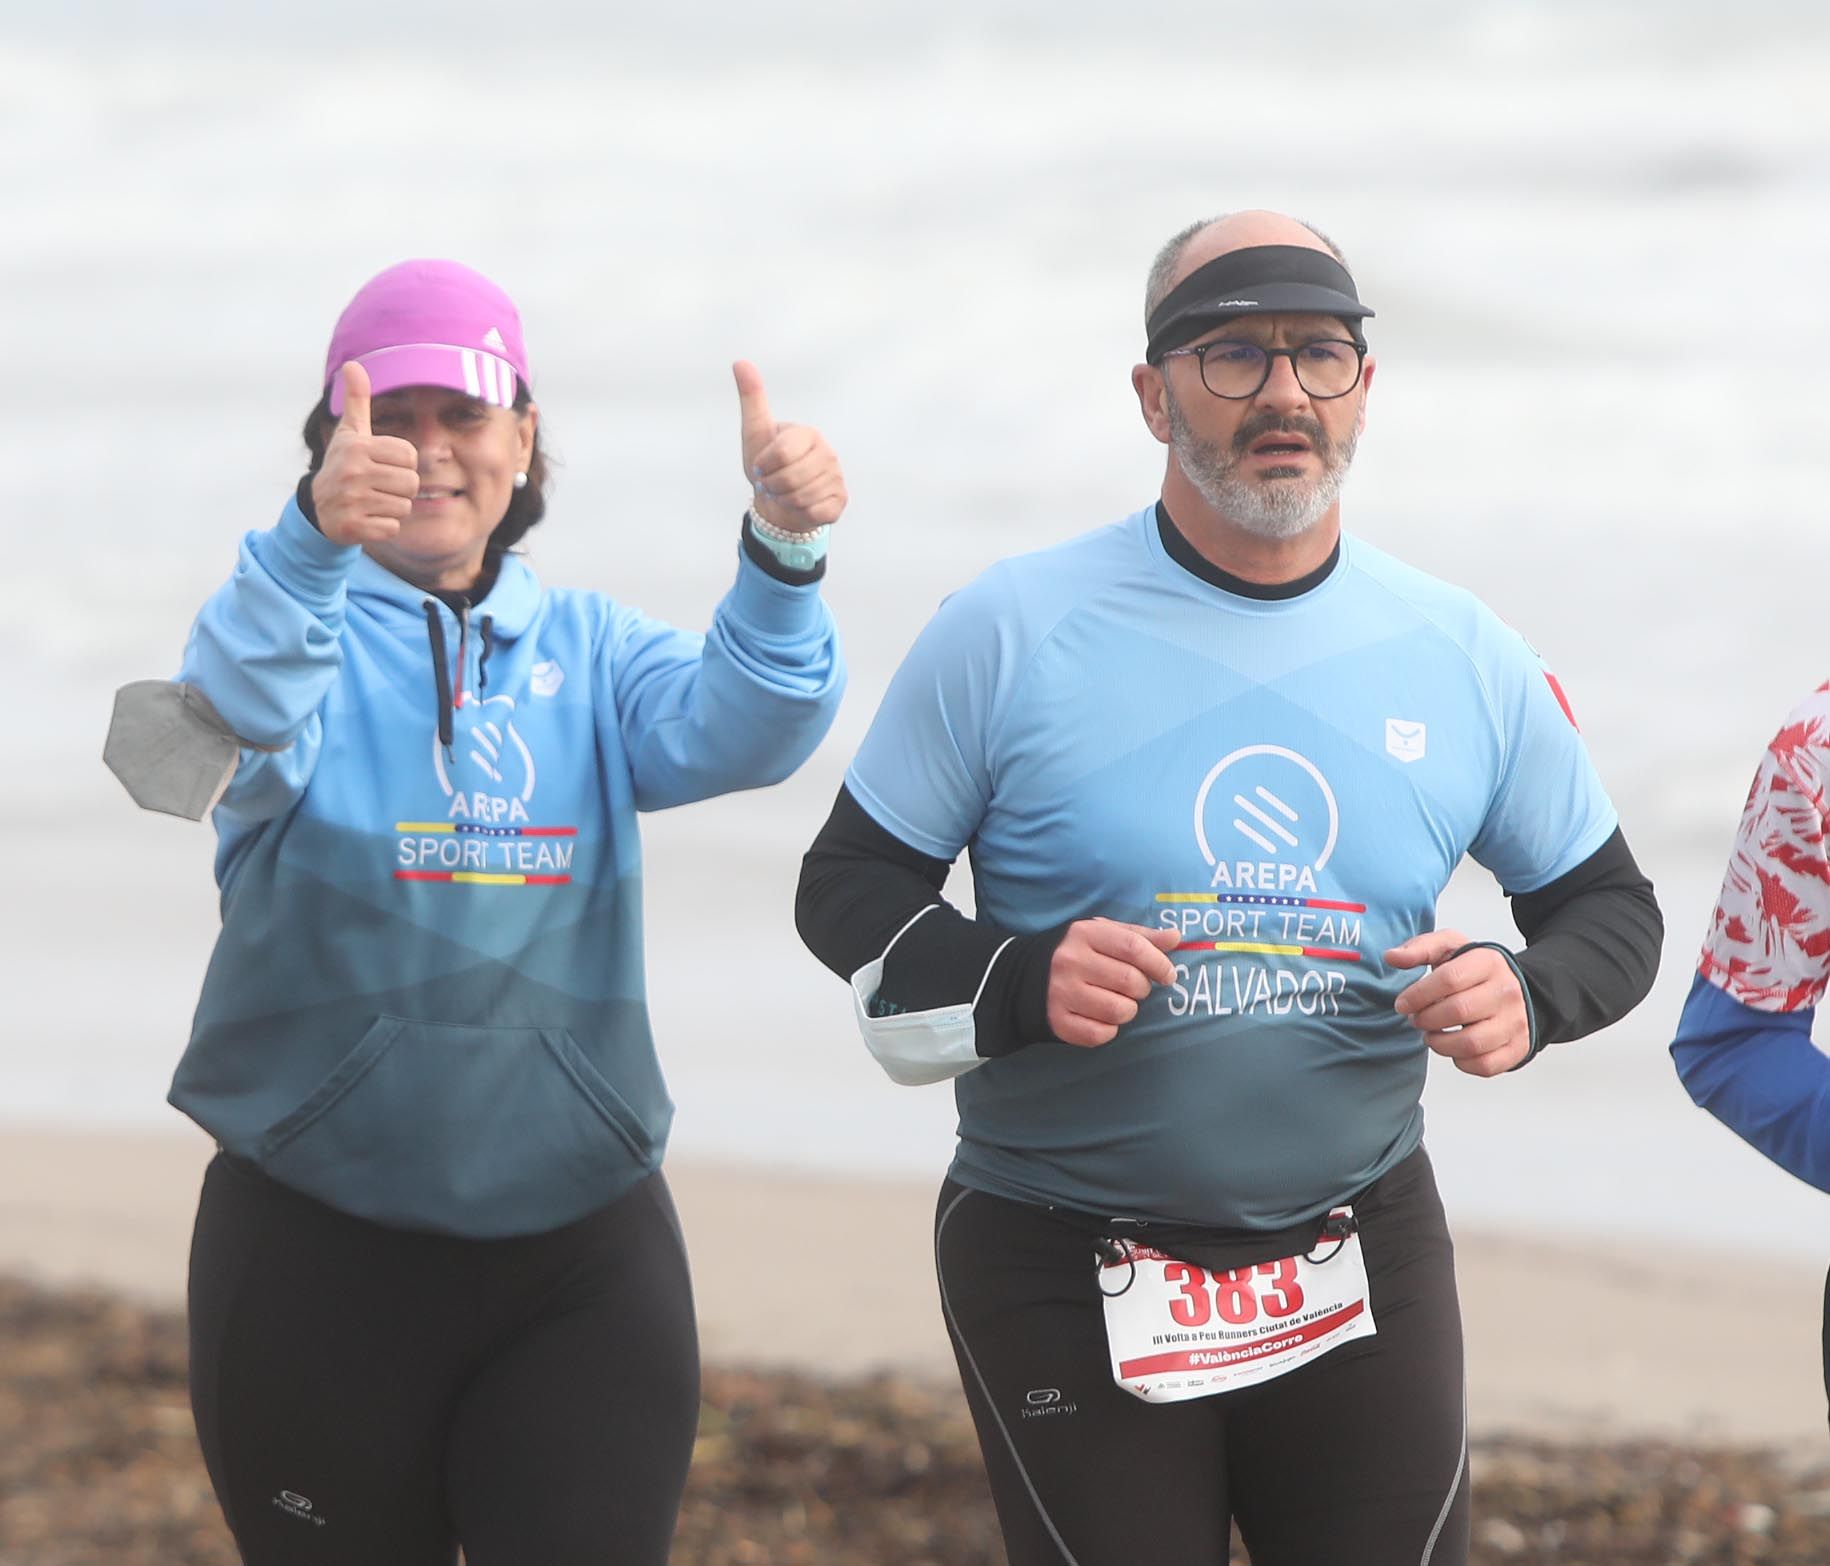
left=1163, top=1259, right=1304, bottom=1327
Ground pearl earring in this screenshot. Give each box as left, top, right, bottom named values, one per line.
left=512, top=471, right=528, bottom=490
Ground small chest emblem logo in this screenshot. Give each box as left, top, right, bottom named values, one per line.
left=531, top=661, right=565, bottom=698
left=1385, top=718, right=1426, bottom=764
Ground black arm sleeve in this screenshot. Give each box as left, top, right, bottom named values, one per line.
left=1504, top=825, right=1663, bottom=1051
left=795, top=785, right=1067, bottom=1057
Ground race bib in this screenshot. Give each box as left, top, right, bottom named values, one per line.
left=1100, top=1208, right=1376, bottom=1403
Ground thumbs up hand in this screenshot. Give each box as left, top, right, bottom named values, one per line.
left=310, top=362, right=422, bottom=546
left=734, top=360, right=847, bottom=533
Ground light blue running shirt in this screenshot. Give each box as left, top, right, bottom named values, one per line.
left=847, top=506, right=1617, bottom=1229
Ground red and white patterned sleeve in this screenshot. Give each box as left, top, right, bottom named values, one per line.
left=1698, top=682, right=1830, bottom=1013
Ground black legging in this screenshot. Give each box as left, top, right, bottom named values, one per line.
left=187, top=1154, right=699, bottom=1566
left=934, top=1146, right=1470, bottom=1566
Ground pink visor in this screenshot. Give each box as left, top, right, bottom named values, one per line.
left=323, top=259, right=530, bottom=417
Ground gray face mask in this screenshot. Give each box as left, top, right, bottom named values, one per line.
left=103, top=681, right=266, bottom=821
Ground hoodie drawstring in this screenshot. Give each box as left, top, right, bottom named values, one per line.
left=424, top=601, right=496, bottom=752
left=455, top=602, right=471, bottom=710
left=422, top=600, right=455, bottom=755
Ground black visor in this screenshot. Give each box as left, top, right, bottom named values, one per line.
left=1146, top=244, right=1374, bottom=363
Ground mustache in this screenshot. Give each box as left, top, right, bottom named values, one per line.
left=1231, top=413, right=1331, bottom=458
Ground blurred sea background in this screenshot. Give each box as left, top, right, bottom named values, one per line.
left=5, top=0, right=1828, bottom=1259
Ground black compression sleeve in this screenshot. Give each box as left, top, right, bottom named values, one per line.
left=1503, top=826, right=1663, bottom=1050
left=794, top=786, right=1064, bottom=1057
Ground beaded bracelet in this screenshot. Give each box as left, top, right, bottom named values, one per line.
left=745, top=508, right=830, bottom=569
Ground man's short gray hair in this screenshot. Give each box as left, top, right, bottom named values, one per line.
left=1143, top=216, right=1350, bottom=325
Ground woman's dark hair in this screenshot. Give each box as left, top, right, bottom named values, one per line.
left=302, top=383, right=551, bottom=563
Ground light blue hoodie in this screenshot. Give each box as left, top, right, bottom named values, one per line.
left=169, top=498, right=844, bottom=1237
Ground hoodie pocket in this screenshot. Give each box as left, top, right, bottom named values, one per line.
left=254, top=1016, right=657, bottom=1235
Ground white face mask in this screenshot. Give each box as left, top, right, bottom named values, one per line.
left=104, top=681, right=247, bottom=821
left=849, top=905, right=1014, bottom=1087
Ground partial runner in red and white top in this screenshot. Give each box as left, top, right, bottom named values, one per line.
left=1671, top=680, right=1830, bottom=1191
left=1671, top=681, right=1830, bottom=1431
left=1698, top=683, right=1830, bottom=1011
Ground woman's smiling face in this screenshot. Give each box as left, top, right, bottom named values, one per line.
left=361, top=386, right=537, bottom=591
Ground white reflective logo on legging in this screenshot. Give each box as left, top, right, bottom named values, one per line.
left=1019, top=1386, right=1079, bottom=1420
left=272, top=1490, right=328, bottom=1528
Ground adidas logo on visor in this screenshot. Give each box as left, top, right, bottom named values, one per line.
left=460, top=348, right=516, bottom=407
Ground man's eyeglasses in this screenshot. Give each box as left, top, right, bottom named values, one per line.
left=1158, top=338, right=1365, bottom=401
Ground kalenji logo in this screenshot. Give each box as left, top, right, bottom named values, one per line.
left=1025, top=1388, right=1061, bottom=1405
left=271, top=1490, right=327, bottom=1527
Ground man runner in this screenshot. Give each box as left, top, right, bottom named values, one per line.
left=796, top=209, right=1662, bottom=1565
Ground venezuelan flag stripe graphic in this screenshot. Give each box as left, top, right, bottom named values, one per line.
left=1173, top=940, right=1361, bottom=962
left=395, top=822, right=578, bottom=837
left=1156, top=891, right=1367, bottom=914
left=394, top=871, right=571, bottom=887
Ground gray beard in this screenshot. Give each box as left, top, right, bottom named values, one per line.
left=1166, top=392, right=1359, bottom=541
